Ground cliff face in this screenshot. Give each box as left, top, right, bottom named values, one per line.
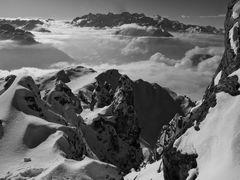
left=162, top=1, right=240, bottom=179
left=85, top=69, right=191, bottom=148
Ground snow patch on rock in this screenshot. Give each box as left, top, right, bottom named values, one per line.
left=229, top=22, right=239, bottom=55
left=214, top=71, right=222, bottom=85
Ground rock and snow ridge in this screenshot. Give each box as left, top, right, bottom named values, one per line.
left=0, top=66, right=191, bottom=179
left=72, top=12, right=223, bottom=35
left=0, top=12, right=223, bottom=36
left=0, top=70, right=122, bottom=179
left=153, top=0, right=240, bottom=180
left=0, top=13, right=223, bottom=42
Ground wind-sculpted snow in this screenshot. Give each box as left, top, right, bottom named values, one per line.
left=1, top=66, right=185, bottom=178
left=13, top=76, right=67, bottom=125
left=0, top=73, right=122, bottom=179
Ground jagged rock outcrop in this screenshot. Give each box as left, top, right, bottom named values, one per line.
left=0, top=75, right=16, bottom=95
left=0, top=24, right=37, bottom=44
left=45, top=80, right=83, bottom=126
left=133, top=79, right=183, bottom=147
left=161, top=1, right=240, bottom=179
left=82, top=74, right=143, bottom=172
left=81, top=69, right=191, bottom=147
left=72, top=12, right=223, bottom=34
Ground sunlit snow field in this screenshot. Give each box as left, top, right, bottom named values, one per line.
left=0, top=20, right=224, bottom=99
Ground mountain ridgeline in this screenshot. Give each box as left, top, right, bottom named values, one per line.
left=72, top=12, right=223, bottom=34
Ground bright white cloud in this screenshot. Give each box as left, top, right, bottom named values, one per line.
left=121, top=37, right=149, bottom=55
left=116, top=23, right=165, bottom=37
left=0, top=67, right=58, bottom=79
left=89, top=46, right=223, bottom=100
left=0, top=21, right=224, bottom=100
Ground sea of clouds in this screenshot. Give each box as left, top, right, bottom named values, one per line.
left=0, top=20, right=224, bottom=100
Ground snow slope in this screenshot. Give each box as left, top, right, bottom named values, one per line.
left=175, top=89, right=240, bottom=180
left=124, top=160, right=164, bottom=180
left=0, top=75, right=121, bottom=179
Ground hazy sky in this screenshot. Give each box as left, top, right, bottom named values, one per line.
left=0, top=0, right=227, bottom=27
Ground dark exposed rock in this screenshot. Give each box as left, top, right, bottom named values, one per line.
left=4, top=75, right=16, bottom=89
left=22, top=20, right=44, bottom=31
left=23, top=158, right=32, bottom=162
left=191, top=54, right=214, bottom=67
left=45, top=80, right=83, bottom=125
left=163, top=148, right=198, bottom=180
left=72, top=12, right=223, bottom=34
left=216, top=75, right=240, bottom=95
left=0, top=19, right=44, bottom=30
left=0, top=24, right=37, bottom=44
left=55, top=70, right=71, bottom=83
left=133, top=79, right=181, bottom=147
left=13, top=76, right=67, bottom=125
left=0, top=24, right=15, bottom=32
left=86, top=69, right=190, bottom=147
left=88, top=74, right=143, bottom=172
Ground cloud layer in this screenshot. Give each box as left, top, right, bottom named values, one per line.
left=90, top=46, right=223, bottom=100
left=0, top=21, right=224, bottom=100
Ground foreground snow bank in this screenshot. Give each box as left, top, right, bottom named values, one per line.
left=175, top=91, right=240, bottom=180
left=124, top=160, right=164, bottom=180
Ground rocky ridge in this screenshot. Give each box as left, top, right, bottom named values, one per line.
left=0, top=64, right=195, bottom=179
left=0, top=23, right=37, bottom=44
left=72, top=12, right=223, bottom=34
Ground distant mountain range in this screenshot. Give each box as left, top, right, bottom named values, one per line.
left=0, top=23, right=37, bottom=44
left=0, top=13, right=223, bottom=38
left=72, top=12, right=224, bottom=34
